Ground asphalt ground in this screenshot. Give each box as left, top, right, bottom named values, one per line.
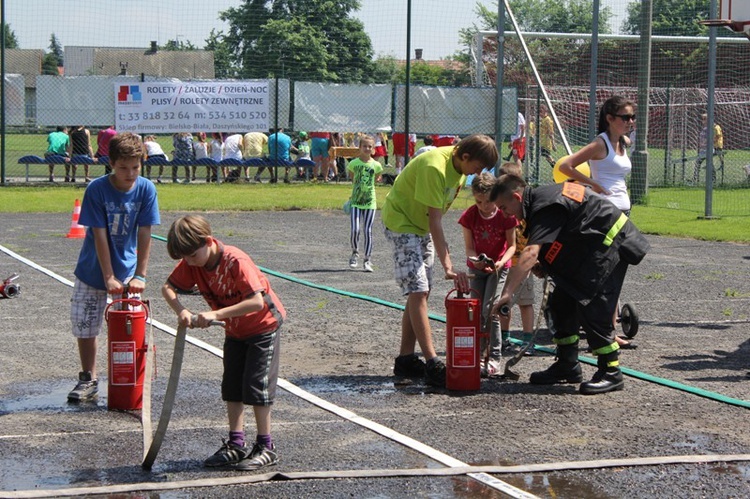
left=1, top=209, right=749, bottom=498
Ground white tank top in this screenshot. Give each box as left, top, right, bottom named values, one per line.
left=589, top=132, right=632, bottom=211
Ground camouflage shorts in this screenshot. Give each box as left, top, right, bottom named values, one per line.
left=383, top=228, right=435, bottom=296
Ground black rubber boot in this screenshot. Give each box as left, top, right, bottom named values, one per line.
left=529, top=343, right=582, bottom=384
left=580, top=352, right=624, bottom=395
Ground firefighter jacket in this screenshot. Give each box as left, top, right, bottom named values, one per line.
left=522, top=182, right=650, bottom=305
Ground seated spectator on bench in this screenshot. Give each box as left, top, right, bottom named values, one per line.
left=243, top=130, right=267, bottom=183
left=172, top=132, right=194, bottom=183
left=68, top=125, right=94, bottom=183
left=193, top=132, right=210, bottom=182
left=144, top=135, right=169, bottom=183
left=267, top=128, right=298, bottom=184
left=45, top=126, right=70, bottom=182
left=96, top=125, right=117, bottom=174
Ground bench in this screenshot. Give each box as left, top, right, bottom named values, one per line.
left=17, top=154, right=109, bottom=182
left=19, top=155, right=315, bottom=183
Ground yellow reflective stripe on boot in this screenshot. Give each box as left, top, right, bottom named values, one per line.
left=553, top=334, right=580, bottom=346
left=593, top=342, right=620, bottom=355
left=603, top=213, right=628, bottom=247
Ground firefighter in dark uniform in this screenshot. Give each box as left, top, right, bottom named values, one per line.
left=490, top=175, right=650, bottom=394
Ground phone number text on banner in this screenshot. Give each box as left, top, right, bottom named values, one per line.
left=114, top=81, right=269, bottom=134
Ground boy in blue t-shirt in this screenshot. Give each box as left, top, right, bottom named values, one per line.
left=67, top=132, right=161, bottom=402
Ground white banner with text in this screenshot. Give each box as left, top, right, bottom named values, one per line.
left=114, top=80, right=269, bottom=134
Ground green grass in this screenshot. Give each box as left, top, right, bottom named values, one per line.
left=1, top=182, right=750, bottom=242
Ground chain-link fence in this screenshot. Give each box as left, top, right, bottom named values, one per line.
left=3, top=0, right=749, bottom=216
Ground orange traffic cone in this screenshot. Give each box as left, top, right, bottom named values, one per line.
left=66, top=199, right=86, bottom=239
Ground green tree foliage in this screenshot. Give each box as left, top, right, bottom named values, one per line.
left=371, top=55, right=471, bottom=86
left=162, top=38, right=197, bottom=51
left=494, top=0, right=613, bottom=33
left=620, top=0, right=745, bottom=87
left=218, top=0, right=374, bottom=83
left=41, top=33, right=63, bottom=75
left=622, top=0, right=708, bottom=36
left=457, top=0, right=613, bottom=88
left=3, top=22, right=19, bottom=49
left=205, top=29, right=236, bottom=78
left=48, top=33, right=63, bottom=66
left=372, top=56, right=401, bottom=84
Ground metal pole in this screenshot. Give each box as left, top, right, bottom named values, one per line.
left=588, top=0, right=600, bottom=142
left=664, top=82, right=671, bottom=185
left=534, top=86, right=541, bottom=182
left=704, top=0, right=718, bottom=218
left=631, top=0, right=652, bottom=204
left=274, top=74, right=279, bottom=181
left=404, top=0, right=411, bottom=163
left=494, top=0, right=505, bottom=158
left=1, top=0, right=6, bottom=185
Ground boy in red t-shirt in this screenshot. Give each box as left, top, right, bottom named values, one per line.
left=162, top=215, right=286, bottom=471
left=459, top=172, right=517, bottom=377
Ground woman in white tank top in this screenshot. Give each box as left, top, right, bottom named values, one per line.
left=558, top=95, right=635, bottom=212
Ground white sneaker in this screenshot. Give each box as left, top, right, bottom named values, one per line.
left=481, top=358, right=502, bottom=378
left=349, top=252, right=358, bottom=268
left=363, top=260, right=373, bottom=272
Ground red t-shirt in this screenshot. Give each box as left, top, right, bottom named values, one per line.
left=309, top=131, right=330, bottom=139
left=167, top=242, right=286, bottom=339
left=432, top=135, right=456, bottom=147
left=458, top=204, right=517, bottom=268
left=96, top=127, right=117, bottom=157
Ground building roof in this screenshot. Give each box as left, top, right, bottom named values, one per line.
left=65, top=46, right=215, bottom=79
left=4, top=49, right=44, bottom=88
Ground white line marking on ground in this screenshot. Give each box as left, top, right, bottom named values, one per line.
left=0, top=243, right=538, bottom=499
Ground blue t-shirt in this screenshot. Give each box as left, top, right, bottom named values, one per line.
left=268, top=132, right=292, bottom=162
left=74, top=175, right=160, bottom=290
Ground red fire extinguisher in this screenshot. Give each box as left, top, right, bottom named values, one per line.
left=106, top=298, right=151, bottom=411
left=445, top=288, right=482, bottom=391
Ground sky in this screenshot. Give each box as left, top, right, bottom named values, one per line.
left=5, top=0, right=629, bottom=60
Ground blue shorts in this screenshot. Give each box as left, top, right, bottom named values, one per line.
left=311, top=138, right=329, bottom=158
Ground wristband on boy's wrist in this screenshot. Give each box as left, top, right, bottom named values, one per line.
left=132, top=274, right=147, bottom=283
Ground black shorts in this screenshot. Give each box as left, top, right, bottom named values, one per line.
left=221, top=329, right=280, bottom=406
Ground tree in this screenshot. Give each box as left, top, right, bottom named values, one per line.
left=457, top=0, right=614, bottom=88
left=3, top=22, right=19, bottom=49
left=372, top=56, right=401, bottom=84
left=205, top=29, right=237, bottom=78
left=162, top=38, right=197, bottom=51
left=466, top=0, right=613, bottom=35
left=620, top=0, right=743, bottom=87
left=622, top=0, right=708, bottom=36
left=48, top=33, right=63, bottom=66
left=218, top=0, right=374, bottom=82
